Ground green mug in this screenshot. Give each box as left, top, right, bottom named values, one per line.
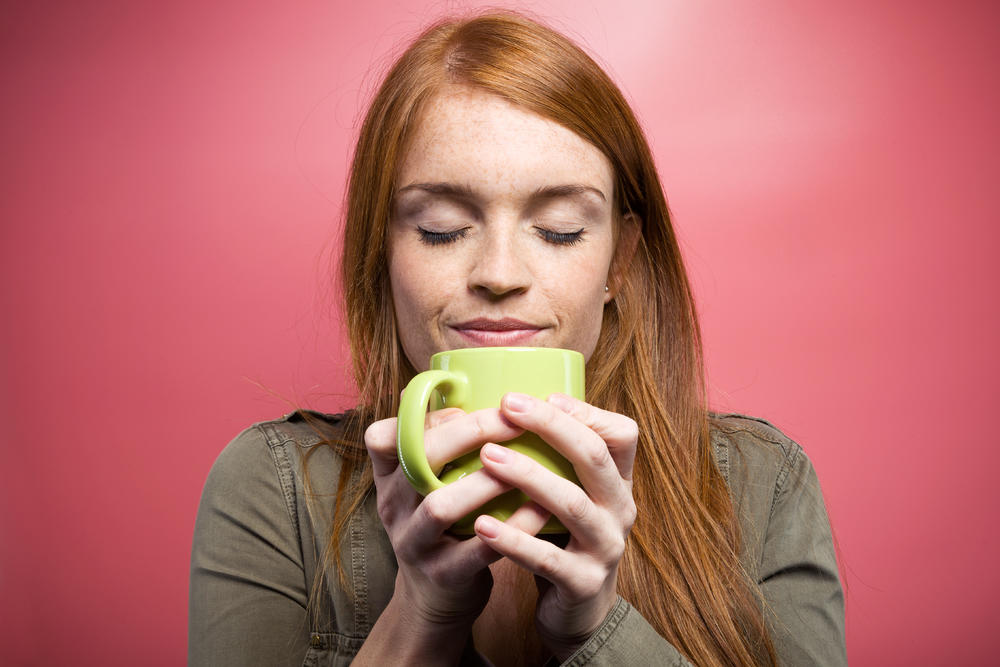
left=397, top=347, right=585, bottom=534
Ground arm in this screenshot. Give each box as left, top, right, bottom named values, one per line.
left=474, top=393, right=693, bottom=666
left=188, top=426, right=311, bottom=667
left=758, top=445, right=846, bottom=666
left=559, top=441, right=847, bottom=667
left=356, top=410, right=552, bottom=665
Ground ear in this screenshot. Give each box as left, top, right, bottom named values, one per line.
left=605, top=212, right=641, bottom=303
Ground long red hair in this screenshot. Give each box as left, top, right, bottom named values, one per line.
left=320, top=11, right=777, bottom=665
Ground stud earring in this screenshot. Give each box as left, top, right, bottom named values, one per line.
left=605, top=285, right=610, bottom=292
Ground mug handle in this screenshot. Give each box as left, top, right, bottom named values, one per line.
left=397, top=369, right=469, bottom=495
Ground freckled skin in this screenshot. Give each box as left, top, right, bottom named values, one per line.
left=389, top=85, right=619, bottom=370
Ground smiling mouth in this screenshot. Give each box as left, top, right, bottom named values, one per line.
left=450, top=318, right=545, bottom=345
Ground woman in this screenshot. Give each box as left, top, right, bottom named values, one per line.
left=190, top=11, right=845, bottom=666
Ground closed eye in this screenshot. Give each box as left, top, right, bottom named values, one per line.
left=417, top=227, right=469, bottom=246
left=536, top=227, right=584, bottom=246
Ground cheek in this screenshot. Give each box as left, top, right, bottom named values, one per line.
left=389, top=253, right=430, bottom=321
left=562, top=291, right=607, bottom=362
left=391, top=249, right=459, bottom=300
left=389, top=252, right=436, bottom=370
left=544, top=252, right=612, bottom=356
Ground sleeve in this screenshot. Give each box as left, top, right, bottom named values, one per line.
left=758, top=446, right=847, bottom=666
left=558, top=425, right=846, bottom=667
left=189, top=426, right=311, bottom=667
left=559, top=598, right=693, bottom=667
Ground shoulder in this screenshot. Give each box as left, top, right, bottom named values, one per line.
left=708, top=412, right=804, bottom=489
left=218, top=409, right=358, bottom=465
left=202, top=410, right=362, bottom=509
left=708, top=412, right=823, bottom=526
left=229, top=409, right=355, bottom=453
left=708, top=413, right=831, bottom=561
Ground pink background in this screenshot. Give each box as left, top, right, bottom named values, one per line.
left=2, top=1, right=997, bottom=664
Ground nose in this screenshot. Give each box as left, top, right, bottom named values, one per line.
left=467, top=226, right=531, bottom=298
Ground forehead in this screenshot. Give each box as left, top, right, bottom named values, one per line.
left=396, top=85, right=613, bottom=198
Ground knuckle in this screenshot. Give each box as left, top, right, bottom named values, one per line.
left=471, top=412, right=490, bottom=442
left=568, top=401, right=589, bottom=423
left=585, top=439, right=612, bottom=469
left=392, top=527, right=421, bottom=563
left=536, top=548, right=561, bottom=579
left=375, top=492, right=393, bottom=521
left=620, top=417, right=639, bottom=444
left=605, top=533, right=627, bottom=563
left=552, top=393, right=583, bottom=417
left=363, top=423, right=380, bottom=449
left=364, top=419, right=394, bottom=451
left=419, top=491, right=452, bottom=527
left=539, top=403, right=559, bottom=430
left=564, top=489, right=591, bottom=524
left=625, top=417, right=639, bottom=442
left=622, top=497, right=637, bottom=529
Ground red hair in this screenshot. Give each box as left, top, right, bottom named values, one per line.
left=320, top=11, right=777, bottom=665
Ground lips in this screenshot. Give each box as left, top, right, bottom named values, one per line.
left=450, top=317, right=545, bottom=346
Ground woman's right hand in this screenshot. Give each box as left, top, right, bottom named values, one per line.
left=358, top=408, right=551, bottom=660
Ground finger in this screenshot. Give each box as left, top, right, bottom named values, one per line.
left=364, top=409, right=499, bottom=479
left=503, top=500, right=552, bottom=537
left=474, top=514, right=601, bottom=601
left=423, top=408, right=524, bottom=471
left=470, top=501, right=552, bottom=570
left=500, top=394, right=631, bottom=503
left=547, top=393, right=638, bottom=481
left=480, top=444, right=621, bottom=548
left=365, top=417, right=400, bottom=479
left=425, top=407, right=466, bottom=429
left=438, top=501, right=553, bottom=573
left=399, top=469, right=513, bottom=547
left=372, top=465, right=423, bottom=529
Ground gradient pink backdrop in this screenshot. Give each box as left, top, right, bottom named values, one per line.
left=1, top=1, right=997, bottom=664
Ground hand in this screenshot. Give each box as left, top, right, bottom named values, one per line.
left=472, top=392, right=638, bottom=660
left=364, top=408, right=552, bottom=632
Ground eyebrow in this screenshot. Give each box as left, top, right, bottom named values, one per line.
left=394, top=182, right=607, bottom=204
left=531, top=183, right=607, bottom=203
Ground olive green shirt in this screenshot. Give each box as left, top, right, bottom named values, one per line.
left=189, top=411, right=846, bottom=665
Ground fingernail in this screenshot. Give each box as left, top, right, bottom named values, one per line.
left=505, top=392, right=531, bottom=413
left=547, top=393, right=571, bottom=411
left=482, top=443, right=510, bottom=463
left=475, top=515, right=500, bottom=539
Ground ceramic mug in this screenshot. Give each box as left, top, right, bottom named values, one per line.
left=397, top=346, right=585, bottom=533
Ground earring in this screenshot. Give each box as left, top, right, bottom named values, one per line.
left=604, top=285, right=609, bottom=292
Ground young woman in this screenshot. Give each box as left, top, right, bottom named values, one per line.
left=190, top=12, right=845, bottom=666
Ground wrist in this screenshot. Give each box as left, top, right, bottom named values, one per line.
left=539, top=592, right=623, bottom=662
left=356, top=593, right=476, bottom=665
left=393, top=568, right=489, bottom=629
left=393, top=589, right=480, bottom=638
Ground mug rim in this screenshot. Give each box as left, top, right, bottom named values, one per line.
left=429, top=346, right=584, bottom=362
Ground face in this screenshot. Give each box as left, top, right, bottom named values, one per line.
left=389, top=86, right=623, bottom=371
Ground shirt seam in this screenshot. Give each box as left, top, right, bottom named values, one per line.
left=711, top=434, right=730, bottom=485
left=770, top=441, right=801, bottom=517
left=257, top=422, right=301, bottom=538
left=349, top=464, right=370, bottom=634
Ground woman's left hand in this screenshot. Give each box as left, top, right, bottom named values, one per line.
left=473, top=391, right=639, bottom=660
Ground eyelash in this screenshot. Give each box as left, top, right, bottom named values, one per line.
left=536, top=227, right=585, bottom=246
left=416, top=226, right=585, bottom=247
left=417, top=227, right=469, bottom=246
